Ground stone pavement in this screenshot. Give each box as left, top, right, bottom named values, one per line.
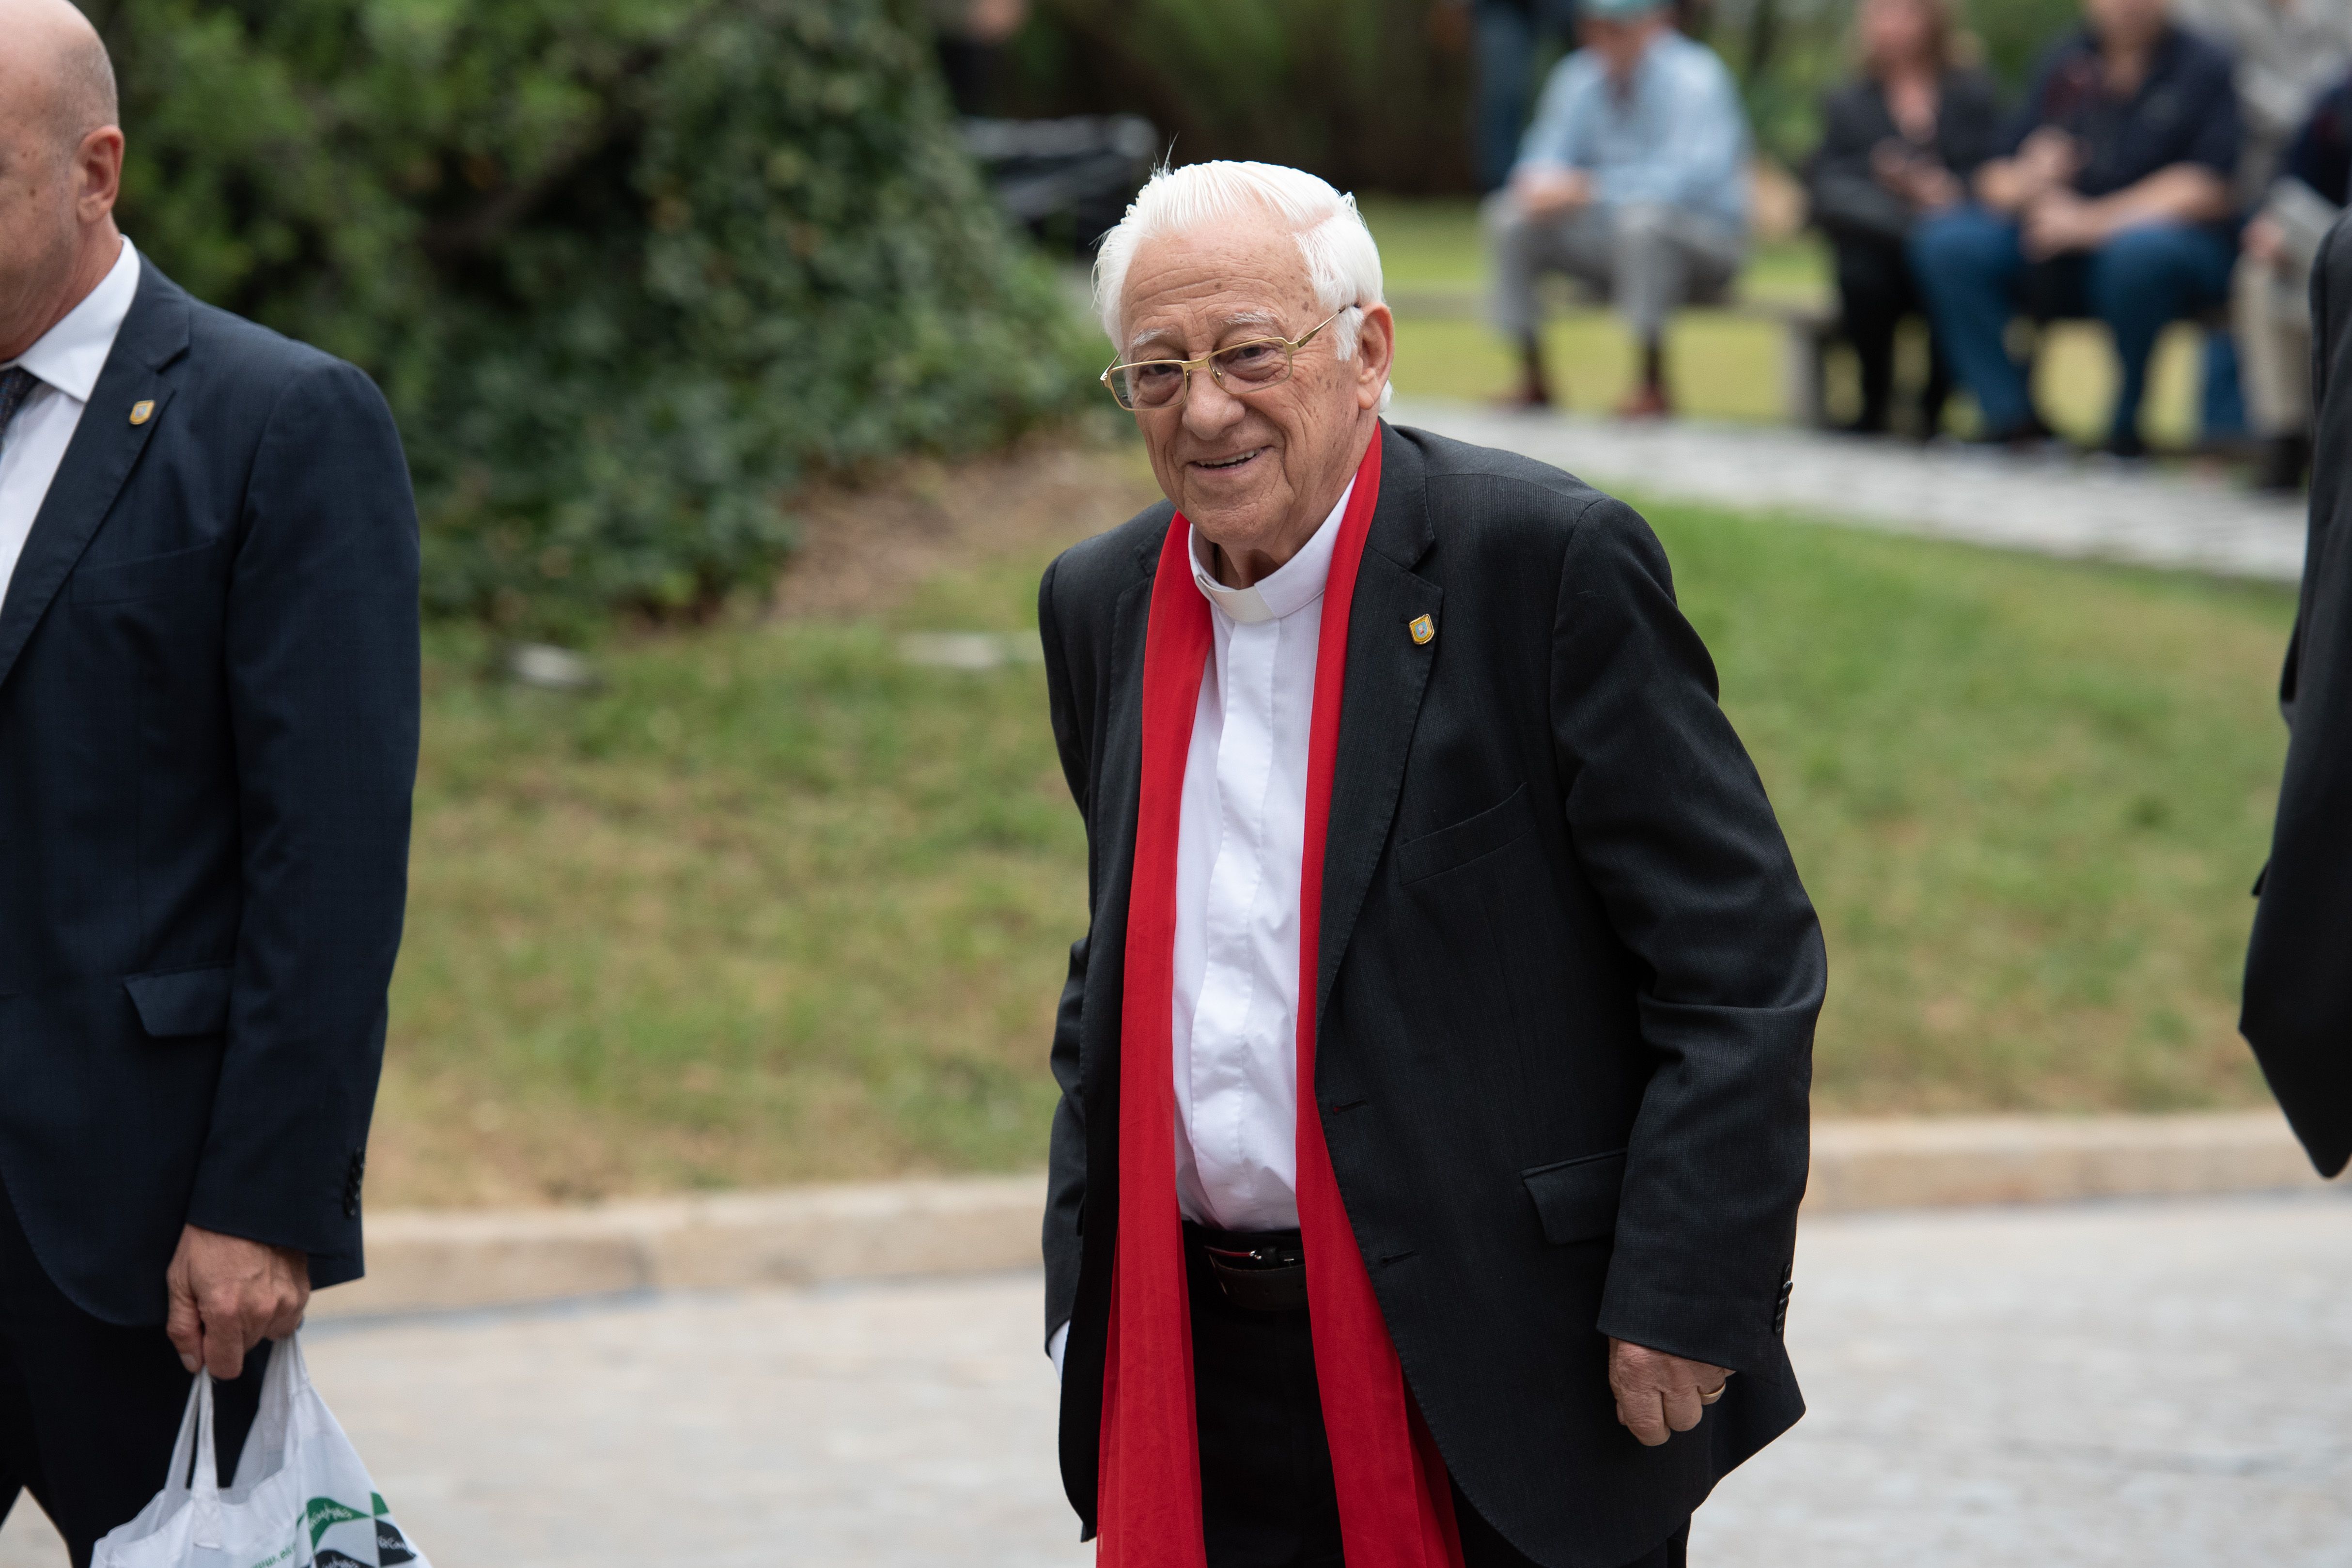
left=3, top=1190, right=2344, bottom=1566
left=1390, top=399, right=2311, bottom=585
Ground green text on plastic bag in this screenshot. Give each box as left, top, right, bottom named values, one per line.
left=305, top=1497, right=369, bottom=1549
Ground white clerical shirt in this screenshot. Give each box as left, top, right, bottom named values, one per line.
left=0, top=237, right=140, bottom=607
left=1171, top=479, right=1351, bottom=1232
left=1048, top=479, right=1353, bottom=1379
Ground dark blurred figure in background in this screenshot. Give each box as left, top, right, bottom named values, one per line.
left=1486, top=0, right=1750, bottom=416
left=2229, top=73, right=2342, bottom=486
left=2234, top=77, right=2352, bottom=487
left=2177, top=0, right=2352, bottom=455
left=1805, top=0, right=2003, bottom=435
left=934, top=0, right=1028, bottom=115
left=1909, top=0, right=2241, bottom=456
left=937, top=0, right=1154, bottom=259
left=2242, top=206, right=2352, bottom=1186
left=1449, top=0, right=1583, bottom=193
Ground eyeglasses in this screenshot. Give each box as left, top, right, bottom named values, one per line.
left=1100, top=308, right=1354, bottom=412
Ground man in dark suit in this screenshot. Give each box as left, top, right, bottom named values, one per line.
left=0, top=1, right=418, bottom=1553
left=2243, top=208, right=2352, bottom=1181
left=1040, top=159, right=1822, bottom=1568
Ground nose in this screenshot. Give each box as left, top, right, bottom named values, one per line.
left=1179, top=363, right=1247, bottom=439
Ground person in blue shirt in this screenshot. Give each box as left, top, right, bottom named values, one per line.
left=1907, top=0, right=2243, bottom=455
left=1485, top=0, right=1751, bottom=416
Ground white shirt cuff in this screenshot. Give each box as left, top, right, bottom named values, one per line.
left=1047, top=1320, right=1070, bottom=1382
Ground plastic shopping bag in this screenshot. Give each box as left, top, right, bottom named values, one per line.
left=93, top=1333, right=430, bottom=1568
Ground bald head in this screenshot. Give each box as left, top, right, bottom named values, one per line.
left=0, top=0, right=126, bottom=363
left=0, top=0, right=119, bottom=162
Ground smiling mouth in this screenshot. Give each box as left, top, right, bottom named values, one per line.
left=1194, top=448, right=1265, bottom=472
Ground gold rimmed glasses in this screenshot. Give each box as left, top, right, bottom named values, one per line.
left=1100, top=307, right=1354, bottom=412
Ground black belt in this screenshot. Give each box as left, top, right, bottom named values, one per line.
left=1187, top=1221, right=1308, bottom=1312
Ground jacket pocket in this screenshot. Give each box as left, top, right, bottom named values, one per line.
left=70, top=540, right=219, bottom=606
left=1521, top=1148, right=1627, bottom=1244
left=123, top=964, right=233, bottom=1038
left=1397, top=783, right=1534, bottom=884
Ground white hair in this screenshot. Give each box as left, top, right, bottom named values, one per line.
left=1092, top=160, right=1391, bottom=412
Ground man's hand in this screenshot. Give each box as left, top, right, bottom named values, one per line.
left=2021, top=189, right=2107, bottom=260
left=1607, top=1338, right=1730, bottom=1447
left=2245, top=213, right=2287, bottom=267
left=1981, top=128, right=2082, bottom=214
left=165, top=1225, right=309, bottom=1380
left=2014, top=127, right=2083, bottom=195
left=1512, top=165, right=1593, bottom=221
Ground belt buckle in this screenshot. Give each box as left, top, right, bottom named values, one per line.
left=1203, top=1240, right=1308, bottom=1312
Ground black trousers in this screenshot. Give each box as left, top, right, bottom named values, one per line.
left=0, top=1180, right=265, bottom=1568
left=1832, top=234, right=1952, bottom=435
left=1185, top=1226, right=1690, bottom=1568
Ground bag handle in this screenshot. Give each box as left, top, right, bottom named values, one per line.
left=188, top=1372, right=221, bottom=1499
left=156, top=1372, right=206, bottom=1508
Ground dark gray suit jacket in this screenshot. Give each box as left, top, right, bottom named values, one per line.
left=0, top=261, right=418, bottom=1325
left=1037, top=423, right=1825, bottom=1568
left=2244, top=213, right=2352, bottom=1179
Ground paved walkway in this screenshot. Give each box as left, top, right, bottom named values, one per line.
left=4, top=1191, right=2345, bottom=1566
left=1391, top=399, right=2310, bottom=585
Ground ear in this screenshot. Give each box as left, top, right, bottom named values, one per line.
left=1353, top=303, right=1396, bottom=412
left=75, top=125, right=124, bottom=225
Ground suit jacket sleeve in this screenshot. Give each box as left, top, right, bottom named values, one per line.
left=1548, top=497, right=1825, bottom=1376
left=184, top=357, right=421, bottom=1269
left=1039, top=556, right=1090, bottom=1345
left=2241, top=212, right=2352, bottom=1179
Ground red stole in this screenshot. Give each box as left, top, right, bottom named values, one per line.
left=1100, top=433, right=1464, bottom=1567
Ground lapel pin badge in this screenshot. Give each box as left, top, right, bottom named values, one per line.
left=128, top=400, right=155, bottom=426
left=1408, top=613, right=1435, bottom=646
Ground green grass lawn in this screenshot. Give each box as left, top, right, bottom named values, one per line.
left=1360, top=197, right=2212, bottom=444
left=374, top=442, right=2290, bottom=1206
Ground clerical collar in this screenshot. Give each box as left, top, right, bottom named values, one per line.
left=1187, top=477, right=1355, bottom=626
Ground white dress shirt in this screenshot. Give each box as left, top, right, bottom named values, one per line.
left=1172, top=479, right=1351, bottom=1233
left=0, top=236, right=140, bottom=608
left=1047, top=479, right=1354, bottom=1380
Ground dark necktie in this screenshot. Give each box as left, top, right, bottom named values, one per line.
left=0, top=367, right=38, bottom=454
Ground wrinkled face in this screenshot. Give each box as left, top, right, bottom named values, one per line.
left=1859, top=0, right=1936, bottom=70
left=2084, top=0, right=2168, bottom=49
left=1118, top=218, right=1385, bottom=570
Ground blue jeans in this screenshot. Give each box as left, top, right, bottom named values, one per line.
left=1908, top=205, right=2236, bottom=444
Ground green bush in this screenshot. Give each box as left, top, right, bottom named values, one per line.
left=95, top=0, right=1095, bottom=632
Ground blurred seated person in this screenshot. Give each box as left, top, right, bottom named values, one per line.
left=2174, top=0, right=2352, bottom=445
left=1908, top=0, right=2242, bottom=454
left=2175, top=0, right=2352, bottom=203
left=1806, top=0, right=2004, bottom=434
left=2236, top=73, right=2352, bottom=486
left=1486, top=0, right=1750, bottom=416
left=933, top=0, right=1028, bottom=115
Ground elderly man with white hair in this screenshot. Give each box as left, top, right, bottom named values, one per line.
left=1036, top=160, right=1823, bottom=1568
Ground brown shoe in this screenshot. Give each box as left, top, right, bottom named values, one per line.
left=1614, top=384, right=1671, bottom=420
left=1495, top=380, right=1553, bottom=411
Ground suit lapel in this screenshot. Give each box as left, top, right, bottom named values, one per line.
left=1317, top=424, right=1440, bottom=1024
left=0, top=266, right=191, bottom=697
